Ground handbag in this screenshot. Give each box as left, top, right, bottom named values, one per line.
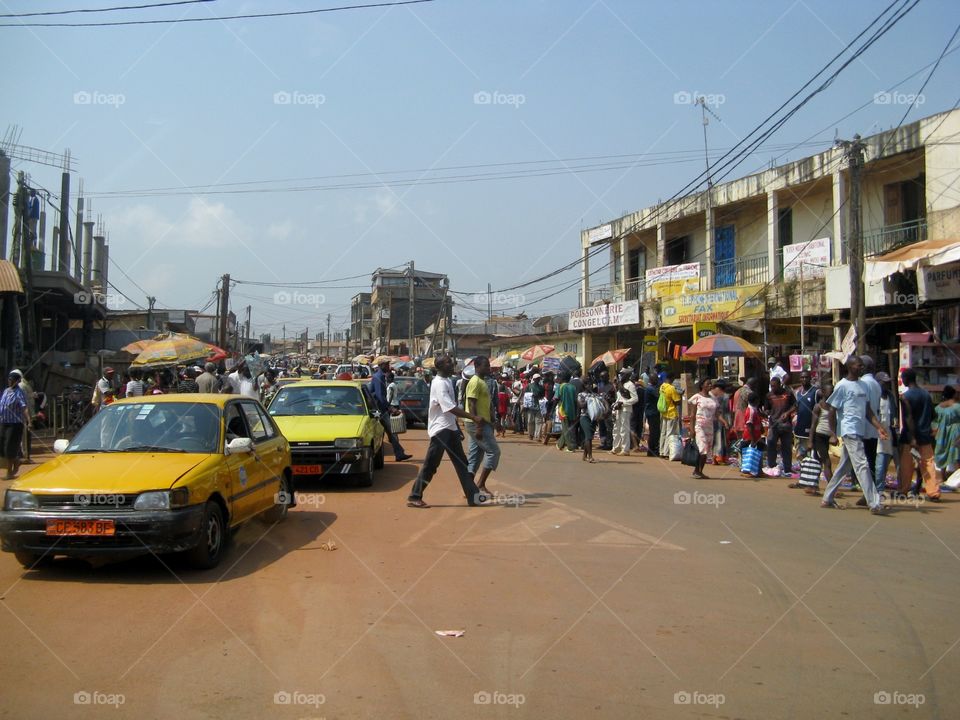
left=389, top=412, right=407, bottom=435
left=740, top=445, right=762, bottom=475
left=798, top=456, right=822, bottom=487
left=681, top=437, right=700, bottom=467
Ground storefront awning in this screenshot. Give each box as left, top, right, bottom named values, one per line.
left=0, top=260, right=24, bottom=294
left=866, top=237, right=960, bottom=284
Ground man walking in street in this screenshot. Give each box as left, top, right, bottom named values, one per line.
left=556, top=372, right=579, bottom=452
left=821, top=355, right=890, bottom=514
left=526, top=373, right=545, bottom=441
left=764, top=376, right=797, bottom=475
left=793, top=372, right=819, bottom=458
left=644, top=375, right=661, bottom=457
left=372, top=359, right=413, bottom=463
left=859, top=355, right=882, bottom=479
left=465, top=356, right=502, bottom=494
left=612, top=369, right=638, bottom=456
left=91, top=367, right=115, bottom=412
left=898, top=368, right=940, bottom=501
left=0, top=371, right=30, bottom=479
left=196, top=362, right=218, bottom=393
left=407, top=354, right=489, bottom=508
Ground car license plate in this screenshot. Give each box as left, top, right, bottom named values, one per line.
left=45, top=519, right=115, bottom=536
left=292, top=464, right=322, bottom=475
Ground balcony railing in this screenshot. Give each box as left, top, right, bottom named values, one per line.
left=624, top=278, right=647, bottom=302
left=863, top=219, right=927, bottom=258
left=580, top=285, right=623, bottom=307
left=713, top=251, right=769, bottom=288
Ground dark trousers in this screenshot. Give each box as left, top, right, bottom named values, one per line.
left=645, top=413, right=661, bottom=456
left=379, top=414, right=406, bottom=459
left=599, top=416, right=613, bottom=449
left=863, top=438, right=878, bottom=484
left=408, top=428, right=481, bottom=503
left=767, top=425, right=793, bottom=470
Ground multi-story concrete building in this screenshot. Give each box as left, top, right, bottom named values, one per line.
left=577, top=107, right=960, bottom=378
left=371, top=266, right=450, bottom=356
left=350, top=292, right=373, bottom=354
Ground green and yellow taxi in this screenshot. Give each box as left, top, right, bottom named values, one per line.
left=267, top=380, right=384, bottom=486
left=0, top=395, right=293, bottom=570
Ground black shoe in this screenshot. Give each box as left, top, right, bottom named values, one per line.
left=396, top=453, right=413, bottom=462
left=856, top=497, right=867, bottom=507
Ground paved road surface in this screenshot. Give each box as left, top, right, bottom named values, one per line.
left=1, top=430, right=956, bottom=719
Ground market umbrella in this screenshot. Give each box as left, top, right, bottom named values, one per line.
left=520, top=344, right=555, bottom=362
left=591, top=348, right=632, bottom=366
left=121, top=338, right=152, bottom=355
left=130, top=332, right=226, bottom=368
left=351, top=354, right=370, bottom=364
left=490, top=353, right=508, bottom=368
left=421, top=357, right=436, bottom=369
left=682, top=333, right=761, bottom=359
left=372, top=355, right=394, bottom=366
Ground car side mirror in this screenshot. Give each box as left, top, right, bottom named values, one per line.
left=226, top=437, right=254, bottom=454
left=53, top=438, right=70, bottom=454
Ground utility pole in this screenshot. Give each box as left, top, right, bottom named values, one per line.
left=245, top=305, right=252, bottom=352
left=217, top=273, right=230, bottom=350
left=839, top=135, right=866, bottom=353
left=326, top=313, right=331, bottom=357
left=146, top=296, right=156, bottom=331
left=408, top=260, right=415, bottom=357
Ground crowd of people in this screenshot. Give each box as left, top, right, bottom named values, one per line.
left=408, top=352, right=960, bottom=514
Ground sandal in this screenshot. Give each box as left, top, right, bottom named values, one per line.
left=820, top=500, right=842, bottom=509
left=787, top=482, right=802, bottom=489
left=804, top=488, right=821, bottom=496
left=406, top=499, right=430, bottom=509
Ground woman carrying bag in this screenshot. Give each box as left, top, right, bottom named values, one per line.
left=686, top=378, right=726, bottom=479
left=740, top=392, right=764, bottom=479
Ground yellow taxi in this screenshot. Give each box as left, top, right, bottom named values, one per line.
left=267, top=380, right=384, bottom=487
left=0, top=394, right=293, bottom=570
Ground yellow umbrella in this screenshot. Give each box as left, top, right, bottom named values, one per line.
left=421, top=357, right=436, bottom=369
left=372, top=355, right=394, bottom=366
left=121, top=338, right=152, bottom=354
left=351, top=354, right=370, bottom=364
left=130, top=332, right=226, bottom=368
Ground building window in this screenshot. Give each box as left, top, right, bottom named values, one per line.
left=777, top=208, right=792, bottom=274
left=665, top=235, right=689, bottom=265
left=612, top=248, right=621, bottom=286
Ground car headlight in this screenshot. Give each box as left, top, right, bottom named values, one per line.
left=4, top=490, right=38, bottom=510
left=133, top=488, right=189, bottom=511
left=334, top=437, right=360, bottom=449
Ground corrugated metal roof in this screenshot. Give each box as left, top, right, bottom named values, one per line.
left=0, top=260, right=24, bottom=294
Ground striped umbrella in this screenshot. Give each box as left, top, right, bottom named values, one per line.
left=591, top=347, right=632, bottom=366
left=520, top=344, right=555, bottom=362
left=682, top=333, right=761, bottom=358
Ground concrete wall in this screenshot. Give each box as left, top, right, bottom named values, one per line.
left=786, top=184, right=835, bottom=250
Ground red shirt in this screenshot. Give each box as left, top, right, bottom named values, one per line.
left=497, top=391, right=509, bottom=416
left=743, top=406, right=762, bottom=444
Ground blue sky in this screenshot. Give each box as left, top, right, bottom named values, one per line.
left=3, top=0, right=958, bottom=340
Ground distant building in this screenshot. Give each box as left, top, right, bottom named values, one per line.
left=371, top=267, right=450, bottom=355
left=350, top=292, right=373, bottom=354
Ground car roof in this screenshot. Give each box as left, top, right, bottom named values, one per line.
left=110, top=393, right=235, bottom=407
left=276, top=380, right=365, bottom=389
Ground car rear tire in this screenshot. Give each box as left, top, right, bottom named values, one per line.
left=262, top=473, right=292, bottom=523
left=356, top=447, right=375, bottom=487
left=185, top=501, right=226, bottom=569
left=14, top=550, right=52, bottom=569
left=373, top=443, right=385, bottom=470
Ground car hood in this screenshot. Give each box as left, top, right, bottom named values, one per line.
left=272, top=415, right=367, bottom=443
left=12, top=453, right=213, bottom=494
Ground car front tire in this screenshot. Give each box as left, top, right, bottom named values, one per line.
left=262, top=473, right=293, bottom=523
left=185, top=501, right=226, bottom=569
left=356, top=446, right=375, bottom=487
left=14, top=550, right=52, bottom=570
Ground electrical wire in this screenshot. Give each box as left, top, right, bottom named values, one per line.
left=0, top=0, right=434, bottom=27
left=0, top=0, right=217, bottom=18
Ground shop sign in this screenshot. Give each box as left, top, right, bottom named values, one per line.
left=918, top=260, right=960, bottom=301
left=660, top=285, right=765, bottom=326
left=693, top=322, right=717, bottom=339
left=783, top=238, right=830, bottom=280
left=646, top=263, right=701, bottom=299
left=569, top=300, right=640, bottom=330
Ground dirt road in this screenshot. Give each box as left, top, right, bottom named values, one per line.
left=1, top=430, right=956, bottom=719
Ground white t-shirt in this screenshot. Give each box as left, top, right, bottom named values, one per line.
left=770, top=364, right=789, bottom=382
left=427, top=376, right=460, bottom=437
left=228, top=371, right=259, bottom=400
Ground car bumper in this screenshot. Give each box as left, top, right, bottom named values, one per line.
left=290, top=446, right=373, bottom=477
left=0, top=505, right=206, bottom=559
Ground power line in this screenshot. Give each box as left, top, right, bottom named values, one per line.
left=0, top=0, right=217, bottom=18
left=0, top=0, right=434, bottom=27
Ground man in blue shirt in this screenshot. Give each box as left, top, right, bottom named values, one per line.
left=898, top=368, right=940, bottom=501
left=821, top=355, right=890, bottom=514
left=0, top=371, right=29, bottom=479
left=371, top=360, right=412, bottom=462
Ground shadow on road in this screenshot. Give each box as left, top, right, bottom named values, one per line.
left=15, top=511, right=336, bottom=583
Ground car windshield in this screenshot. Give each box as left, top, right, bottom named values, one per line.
left=269, top=385, right=367, bottom=416
left=395, top=378, right=428, bottom=395
left=67, top=402, right=221, bottom=454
